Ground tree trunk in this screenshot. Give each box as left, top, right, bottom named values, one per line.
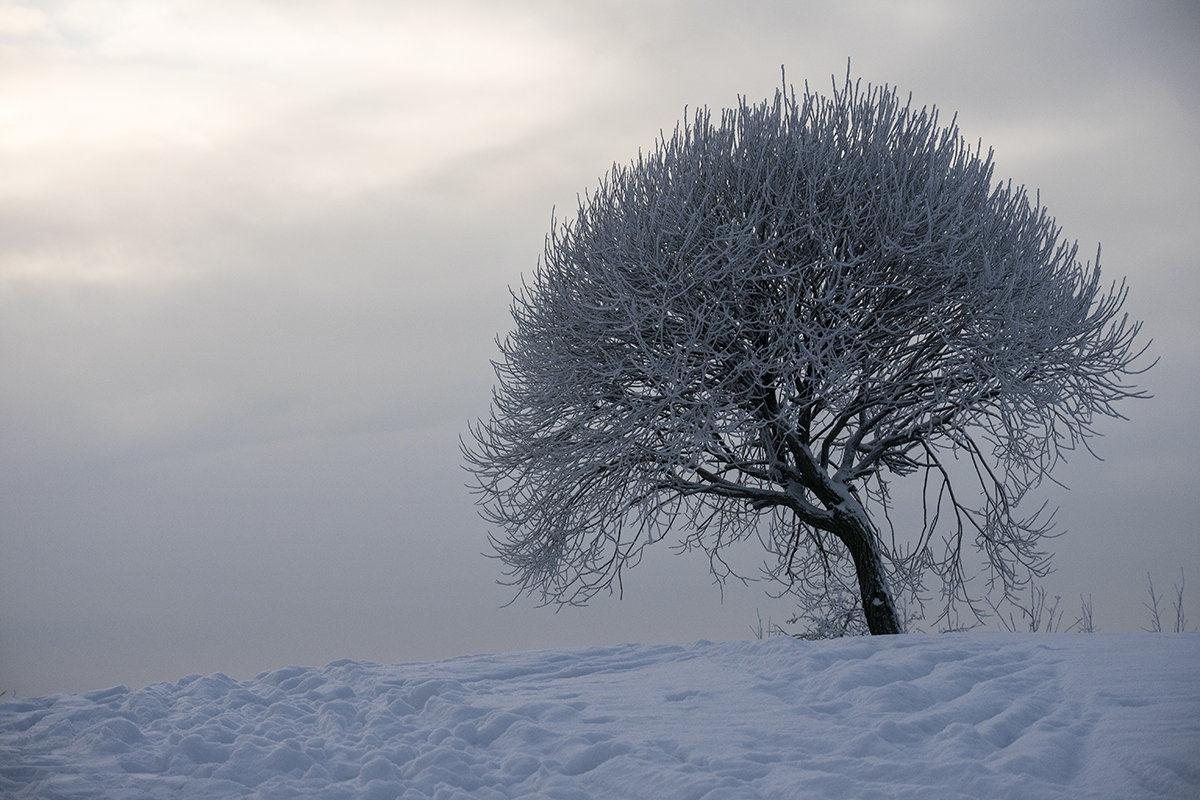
left=830, top=501, right=903, bottom=635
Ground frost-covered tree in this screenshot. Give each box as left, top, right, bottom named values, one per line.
left=464, top=72, right=1149, bottom=635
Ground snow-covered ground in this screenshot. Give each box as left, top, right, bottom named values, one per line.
left=2, top=633, right=1197, bottom=799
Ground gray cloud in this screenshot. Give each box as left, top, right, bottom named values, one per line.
left=2, top=0, right=1197, bottom=696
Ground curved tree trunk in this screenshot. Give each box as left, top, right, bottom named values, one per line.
left=829, top=501, right=903, bottom=635
left=785, top=441, right=904, bottom=635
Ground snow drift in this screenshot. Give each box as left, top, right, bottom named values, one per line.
left=2, top=633, right=1197, bottom=798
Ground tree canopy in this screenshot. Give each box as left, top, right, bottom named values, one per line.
left=464, top=72, right=1150, bottom=634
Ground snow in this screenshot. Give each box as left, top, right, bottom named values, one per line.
left=2, top=634, right=1197, bottom=799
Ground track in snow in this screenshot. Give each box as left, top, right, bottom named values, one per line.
left=2, top=633, right=1198, bottom=798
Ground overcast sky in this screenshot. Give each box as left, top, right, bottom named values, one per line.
left=2, top=0, right=1198, bottom=697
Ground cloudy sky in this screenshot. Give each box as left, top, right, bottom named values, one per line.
left=2, top=0, right=1197, bottom=696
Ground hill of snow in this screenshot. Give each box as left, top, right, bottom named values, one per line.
left=2, top=633, right=1197, bottom=798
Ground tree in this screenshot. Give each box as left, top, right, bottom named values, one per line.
left=464, top=71, right=1150, bottom=635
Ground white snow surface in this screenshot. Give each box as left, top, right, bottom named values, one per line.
left=2, top=633, right=1197, bottom=799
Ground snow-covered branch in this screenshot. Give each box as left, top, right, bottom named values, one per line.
left=464, top=70, right=1151, bottom=632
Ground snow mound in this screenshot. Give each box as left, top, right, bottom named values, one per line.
left=2, top=634, right=1197, bottom=798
